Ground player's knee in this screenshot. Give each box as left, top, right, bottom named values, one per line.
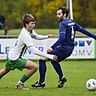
left=29, top=62, right=38, bottom=71
left=33, top=64, right=38, bottom=71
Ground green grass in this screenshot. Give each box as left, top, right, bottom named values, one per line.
left=0, top=29, right=59, bottom=36
left=0, top=60, right=96, bottom=96
left=0, top=28, right=96, bottom=36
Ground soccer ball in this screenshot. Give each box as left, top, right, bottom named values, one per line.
left=86, top=79, right=96, bottom=91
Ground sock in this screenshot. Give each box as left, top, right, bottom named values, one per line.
left=17, top=80, right=23, bottom=84
left=19, top=74, right=29, bottom=83
left=51, top=61, right=63, bottom=79
left=39, top=59, right=46, bottom=83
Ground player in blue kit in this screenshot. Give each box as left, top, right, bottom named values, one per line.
left=31, top=7, right=96, bottom=88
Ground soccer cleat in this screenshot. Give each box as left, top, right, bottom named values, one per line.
left=58, top=77, right=67, bottom=88
left=16, top=83, right=29, bottom=90
left=31, top=81, right=45, bottom=88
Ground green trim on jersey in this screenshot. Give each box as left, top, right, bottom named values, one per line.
left=19, top=45, right=27, bottom=58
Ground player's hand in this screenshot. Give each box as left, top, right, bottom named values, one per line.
left=47, top=48, right=53, bottom=53
left=53, top=55, right=58, bottom=61
left=48, top=34, right=55, bottom=38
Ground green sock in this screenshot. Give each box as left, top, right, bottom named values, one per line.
left=20, top=74, right=29, bottom=83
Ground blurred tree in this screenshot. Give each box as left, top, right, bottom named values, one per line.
left=0, top=0, right=31, bottom=28
left=27, top=0, right=66, bottom=28
left=0, top=0, right=95, bottom=28
left=73, top=0, right=96, bottom=28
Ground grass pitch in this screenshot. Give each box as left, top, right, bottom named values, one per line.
left=0, top=28, right=96, bottom=36
left=0, top=60, right=96, bottom=96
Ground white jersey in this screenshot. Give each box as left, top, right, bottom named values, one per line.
left=8, top=27, right=54, bottom=60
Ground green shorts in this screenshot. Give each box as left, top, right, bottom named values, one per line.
left=5, top=57, right=27, bottom=71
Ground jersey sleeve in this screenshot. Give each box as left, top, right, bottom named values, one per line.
left=31, top=46, right=54, bottom=59
left=22, top=31, right=34, bottom=47
left=31, top=30, right=48, bottom=40
left=51, top=23, right=66, bottom=49
left=75, top=23, right=96, bottom=39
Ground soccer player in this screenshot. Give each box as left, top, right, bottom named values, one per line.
left=0, top=13, right=57, bottom=90
left=31, top=7, right=96, bottom=88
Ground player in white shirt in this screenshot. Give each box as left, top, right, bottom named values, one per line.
left=0, top=13, right=57, bottom=90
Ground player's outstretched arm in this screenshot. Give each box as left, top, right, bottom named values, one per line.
left=75, top=23, right=96, bottom=39
left=31, top=46, right=58, bottom=61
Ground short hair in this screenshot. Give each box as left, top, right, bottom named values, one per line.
left=22, top=13, right=35, bottom=27
left=57, top=7, right=69, bottom=17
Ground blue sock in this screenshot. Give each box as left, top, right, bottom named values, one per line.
left=39, top=59, right=46, bottom=83
left=51, top=61, right=63, bottom=79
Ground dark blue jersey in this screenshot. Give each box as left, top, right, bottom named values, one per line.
left=51, top=19, right=96, bottom=49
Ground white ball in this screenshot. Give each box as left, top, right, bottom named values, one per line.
left=86, top=79, right=96, bottom=91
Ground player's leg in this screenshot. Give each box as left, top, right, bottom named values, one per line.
left=52, top=46, right=73, bottom=88
left=0, top=67, right=9, bottom=79
left=25, top=60, right=38, bottom=76
left=51, top=61, right=64, bottom=79
left=50, top=47, right=71, bottom=88
left=51, top=60, right=67, bottom=88
left=31, top=58, right=47, bottom=88
left=16, top=59, right=38, bottom=90
left=0, top=57, right=12, bottom=79
left=39, top=59, right=47, bottom=84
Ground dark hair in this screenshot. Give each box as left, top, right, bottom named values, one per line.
left=22, top=13, right=35, bottom=27
left=58, top=7, right=69, bottom=17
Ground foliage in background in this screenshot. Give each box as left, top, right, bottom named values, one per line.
left=0, top=0, right=96, bottom=29
left=73, top=0, right=96, bottom=28
left=0, top=0, right=31, bottom=29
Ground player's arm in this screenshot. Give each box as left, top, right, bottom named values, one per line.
left=75, top=23, right=96, bottom=39
left=30, top=46, right=57, bottom=61
left=22, top=31, right=57, bottom=61
left=31, top=30, right=49, bottom=40
left=51, top=23, right=66, bottom=49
